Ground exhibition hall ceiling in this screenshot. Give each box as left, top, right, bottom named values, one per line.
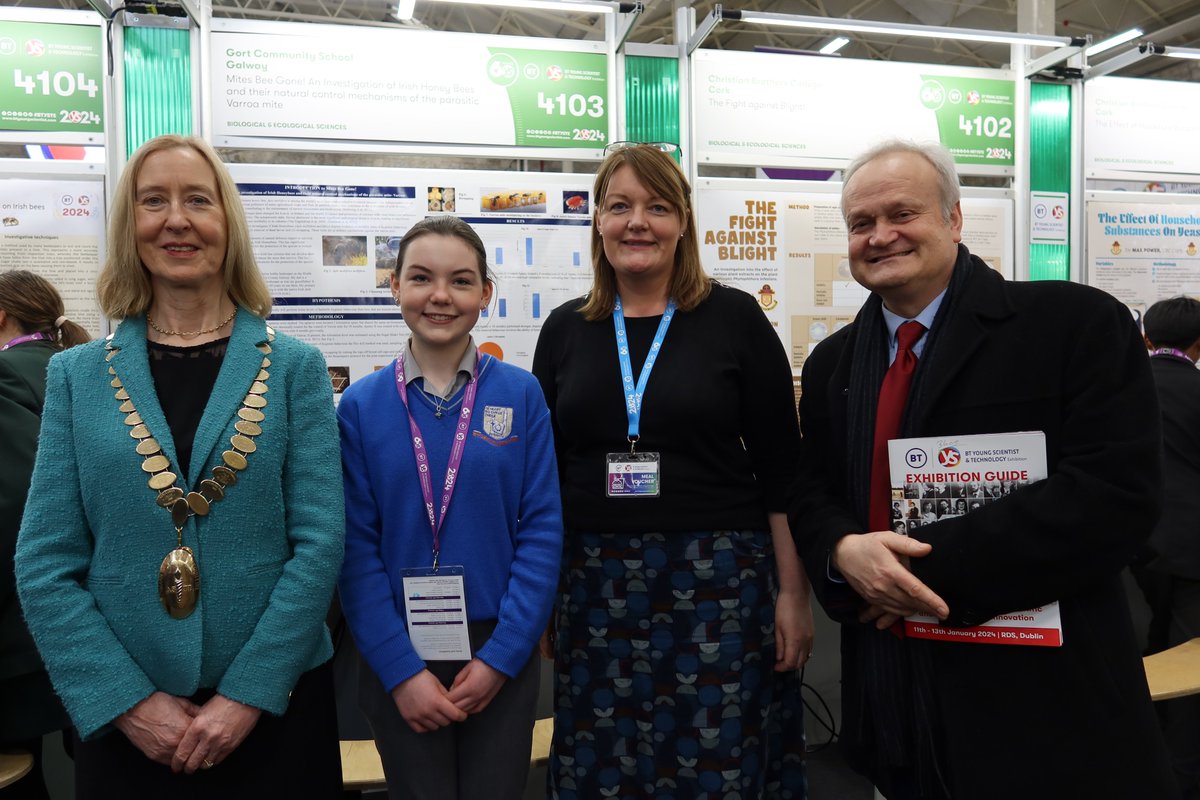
left=12, top=0, right=1200, bottom=80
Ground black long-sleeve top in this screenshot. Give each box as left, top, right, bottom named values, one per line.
left=531, top=283, right=800, bottom=533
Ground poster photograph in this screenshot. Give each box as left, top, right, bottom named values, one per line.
left=229, top=163, right=594, bottom=388
left=696, top=180, right=1014, bottom=374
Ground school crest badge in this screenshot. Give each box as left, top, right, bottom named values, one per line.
left=482, top=405, right=513, bottom=440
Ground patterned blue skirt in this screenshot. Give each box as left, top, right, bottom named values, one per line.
left=547, top=530, right=807, bottom=800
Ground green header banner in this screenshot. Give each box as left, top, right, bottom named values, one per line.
left=694, top=50, right=1016, bottom=170
left=487, top=47, right=607, bottom=148
left=0, top=20, right=104, bottom=133
left=211, top=24, right=608, bottom=150
left=920, top=74, right=1015, bottom=167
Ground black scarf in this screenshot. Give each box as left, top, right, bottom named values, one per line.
left=842, top=245, right=980, bottom=799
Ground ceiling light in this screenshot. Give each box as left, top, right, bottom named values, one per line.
left=394, top=0, right=416, bottom=20
left=818, top=36, right=849, bottom=55
left=428, top=0, right=616, bottom=13
left=729, top=9, right=1070, bottom=48
left=1163, top=46, right=1200, bottom=60
left=1085, top=28, right=1142, bottom=57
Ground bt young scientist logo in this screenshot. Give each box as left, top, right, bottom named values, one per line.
left=938, top=446, right=962, bottom=468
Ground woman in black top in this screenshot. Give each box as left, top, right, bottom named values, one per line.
left=533, top=143, right=811, bottom=799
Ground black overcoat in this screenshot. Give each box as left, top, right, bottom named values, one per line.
left=790, top=249, right=1177, bottom=799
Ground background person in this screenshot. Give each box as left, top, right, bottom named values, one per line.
left=532, top=142, right=811, bottom=799
left=15, top=134, right=344, bottom=798
left=1135, top=295, right=1200, bottom=799
left=788, top=139, right=1173, bottom=799
left=338, top=217, right=562, bottom=800
left=0, top=270, right=89, bottom=800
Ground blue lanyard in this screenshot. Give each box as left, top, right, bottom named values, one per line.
left=612, top=296, right=676, bottom=447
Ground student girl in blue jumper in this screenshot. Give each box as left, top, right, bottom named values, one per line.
left=337, top=216, right=563, bottom=800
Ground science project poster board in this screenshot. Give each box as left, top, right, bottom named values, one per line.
left=1086, top=196, right=1200, bottom=309
left=0, top=16, right=105, bottom=138
left=212, top=20, right=608, bottom=148
left=693, top=50, right=1015, bottom=170
left=228, top=163, right=594, bottom=390
left=695, top=179, right=1014, bottom=378
left=1085, top=77, right=1200, bottom=177
left=0, top=177, right=105, bottom=336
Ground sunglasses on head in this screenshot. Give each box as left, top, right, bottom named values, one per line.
left=603, top=140, right=682, bottom=159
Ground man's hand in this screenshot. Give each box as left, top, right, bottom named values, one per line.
left=114, top=692, right=200, bottom=766
left=391, top=670, right=469, bottom=733
left=833, top=531, right=949, bottom=626
left=170, top=694, right=261, bottom=774
left=447, top=658, right=507, bottom=714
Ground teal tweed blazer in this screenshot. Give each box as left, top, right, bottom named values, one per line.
left=15, top=308, right=344, bottom=739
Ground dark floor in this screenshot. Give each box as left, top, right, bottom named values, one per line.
left=32, top=571, right=1154, bottom=799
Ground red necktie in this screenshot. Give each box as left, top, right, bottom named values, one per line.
left=868, top=321, right=927, bottom=533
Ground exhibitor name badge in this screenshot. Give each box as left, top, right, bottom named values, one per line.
left=606, top=452, right=660, bottom=498
left=887, top=431, right=1063, bottom=647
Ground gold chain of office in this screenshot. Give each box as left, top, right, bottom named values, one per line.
left=103, top=327, right=274, bottom=619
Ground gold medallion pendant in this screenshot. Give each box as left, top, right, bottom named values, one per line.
left=158, top=546, right=200, bottom=618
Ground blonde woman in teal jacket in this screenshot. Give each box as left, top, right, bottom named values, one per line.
left=15, top=135, right=344, bottom=797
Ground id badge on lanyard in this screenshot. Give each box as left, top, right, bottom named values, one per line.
left=606, top=451, right=660, bottom=497
left=401, top=566, right=471, bottom=661
left=606, top=297, right=674, bottom=498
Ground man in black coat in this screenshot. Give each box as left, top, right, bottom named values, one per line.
left=789, top=139, right=1176, bottom=799
left=1137, top=296, right=1200, bottom=799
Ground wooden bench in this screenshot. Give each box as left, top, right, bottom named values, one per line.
left=1144, top=637, right=1200, bottom=701
left=529, top=716, right=553, bottom=767
left=341, top=716, right=554, bottom=790
left=340, top=739, right=388, bottom=792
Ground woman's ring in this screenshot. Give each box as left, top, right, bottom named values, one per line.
left=202, top=759, right=214, bottom=769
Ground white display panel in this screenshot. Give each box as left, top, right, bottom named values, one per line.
left=228, top=163, right=594, bottom=389
left=1085, top=77, right=1200, bottom=177
left=0, top=176, right=105, bottom=336
left=696, top=179, right=1014, bottom=375
left=693, top=50, right=1016, bottom=171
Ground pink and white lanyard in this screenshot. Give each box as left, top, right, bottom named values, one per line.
left=0, top=332, right=51, bottom=352
left=393, top=354, right=480, bottom=570
left=1151, top=347, right=1194, bottom=364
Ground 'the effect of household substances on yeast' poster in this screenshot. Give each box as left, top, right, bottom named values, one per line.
left=1086, top=199, right=1200, bottom=311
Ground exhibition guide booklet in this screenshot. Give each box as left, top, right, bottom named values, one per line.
left=888, top=431, right=1063, bottom=647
